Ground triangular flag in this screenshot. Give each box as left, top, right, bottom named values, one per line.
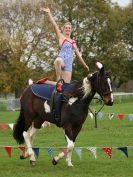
left=117, top=147, right=128, bottom=158
left=4, top=146, right=12, bottom=157
left=8, top=123, right=14, bottom=130
left=46, top=147, right=54, bottom=157
left=1, top=123, right=7, bottom=130
left=18, top=146, right=25, bottom=152
left=18, top=146, right=26, bottom=158
left=87, top=147, right=97, bottom=158
left=128, top=114, right=133, bottom=121
left=108, top=113, right=114, bottom=120
left=98, top=112, right=103, bottom=119
left=75, top=147, right=82, bottom=160
left=103, top=147, right=112, bottom=158
left=89, top=112, right=94, bottom=119
left=33, top=148, right=40, bottom=158
left=117, top=114, right=124, bottom=120
left=42, top=121, right=51, bottom=128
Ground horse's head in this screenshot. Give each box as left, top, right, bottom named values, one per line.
left=86, top=62, right=113, bottom=106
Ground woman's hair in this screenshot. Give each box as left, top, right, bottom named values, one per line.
left=63, top=22, right=72, bottom=29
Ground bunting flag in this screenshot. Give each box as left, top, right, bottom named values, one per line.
left=32, top=148, right=40, bottom=158
left=1, top=112, right=133, bottom=132
left=89, top=112, right=94, bottom=119
left=46, top=147, right=54, bottom=157
left=18, top=146, right=26, bottom=152
left=0, top=123, right=7, bottom=130
left=108, top=113, right=114, bottom=120
left=103, top=147, right=112, bottom=158
left=18, top=146, right=26, bottom=158
left=8, top=123, right=14, bottom=130
left=97, top=112, right=104, bottom=119
left=42, top=121, right=51, bottom=128
left=117, top=147, right=128, bottom=157
left=87, top=147, right=97, bottom=158
left=75, top=147, right=82, bottom=160
left=0, top=145, right=132, bottom=159
left=117, top=114, right=124, bottom=120
left=128, top=114, right=133, bottom=121
left=4, top=146, right=12, bottom=157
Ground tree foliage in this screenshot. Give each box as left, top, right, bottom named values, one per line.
left=0, top=0, right=132, bottom=97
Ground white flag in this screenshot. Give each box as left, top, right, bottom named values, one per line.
left=75, top=147, right=82, bottom=160
left=8, top=123, right=14, bottom=130
left=87, top=147, right=97, bottom=158
left=108, top=113, right=114, bottom=120
left=89, top=112, right=94, bottom=119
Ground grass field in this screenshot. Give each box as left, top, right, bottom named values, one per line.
left=0, top=101, right=133, bottom=177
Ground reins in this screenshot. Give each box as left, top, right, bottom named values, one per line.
left=88, top=72, right=106, bottom=128
left=88, top=97, right=105, bottom=128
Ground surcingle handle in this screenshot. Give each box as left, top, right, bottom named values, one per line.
left=56, top=79, right=65, bottom=92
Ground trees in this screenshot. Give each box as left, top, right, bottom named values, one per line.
left=0, top=0, right=132, bottom=97
left=0, top=1, right=52, bottom=97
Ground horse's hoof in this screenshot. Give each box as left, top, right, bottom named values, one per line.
left=52, top=158, right=58, bottom=165
left=20, top=155, right=26, bottom=160
left=20, top=154, right=30, bottom=160
left=68, top=163, right=74, bottom=167
left=30, top=160, right=36, bottom=166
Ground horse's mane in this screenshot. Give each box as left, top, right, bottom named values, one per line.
left=63, top=80, right=83, bottom=98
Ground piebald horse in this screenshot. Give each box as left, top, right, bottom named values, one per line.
left=13, top=62, right=113, bottom=166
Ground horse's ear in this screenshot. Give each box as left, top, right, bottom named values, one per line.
left=96, top=61, right=104, bottom=74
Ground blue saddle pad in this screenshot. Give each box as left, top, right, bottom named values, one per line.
left=31, top=83, right=74, bottom=100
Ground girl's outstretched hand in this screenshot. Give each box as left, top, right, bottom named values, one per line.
left=84, top=65, right=90, bottom=72
left=40, top=6, right=50, bottom=13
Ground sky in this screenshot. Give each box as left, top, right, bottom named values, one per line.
left=111, top=0, right=131, bottom=7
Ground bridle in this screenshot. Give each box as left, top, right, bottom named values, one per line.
left=95, top=71, right=112, bottom=101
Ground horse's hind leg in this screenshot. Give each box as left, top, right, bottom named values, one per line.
left=23, top=123, right=38, bottom=166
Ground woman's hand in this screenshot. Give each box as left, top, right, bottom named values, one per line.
left=84, top=64, right=89, bottom=72
left=40, top=6, right=50, bottom=13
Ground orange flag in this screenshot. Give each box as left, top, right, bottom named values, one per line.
left=103, top=147, right=112, bottom=158
left=1, top=123, right=7, bottom=130
left=18, top=146, right=26, bottom=158
left=117, top=114, right=124, bottom=120
left=18, top=146, right=25, bottom=152
left=4, top=146, right=12, bottom=157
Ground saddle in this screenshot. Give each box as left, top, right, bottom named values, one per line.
left=31, top=79, right=74, bottom=126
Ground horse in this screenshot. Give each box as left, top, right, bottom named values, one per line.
left=13, top=62, right=113, bottom=166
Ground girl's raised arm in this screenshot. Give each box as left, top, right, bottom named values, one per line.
left=40, top=6, right=63, bottom=39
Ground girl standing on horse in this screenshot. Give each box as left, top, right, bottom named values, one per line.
left=40, top=6, right=89, bottom=83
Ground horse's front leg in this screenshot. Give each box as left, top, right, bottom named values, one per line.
left=23, top=124, right=37, bottom=166
left=65, top=134, right=75, bottom=167
left=52, top=128, right=75, bottom=166
left=65, top=126, right=82, bottom=167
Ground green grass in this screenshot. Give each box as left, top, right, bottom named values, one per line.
left=0, top=102, right=133, bottom=177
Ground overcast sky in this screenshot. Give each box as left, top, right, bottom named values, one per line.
left=111, top=0, right=131, bottom=7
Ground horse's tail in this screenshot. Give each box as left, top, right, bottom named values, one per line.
left=13, top=108, right=25, bottom=144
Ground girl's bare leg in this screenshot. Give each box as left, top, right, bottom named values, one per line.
left=62, top=71, right=72, bottom=83
left=54, top=58, right=64, bottom=81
